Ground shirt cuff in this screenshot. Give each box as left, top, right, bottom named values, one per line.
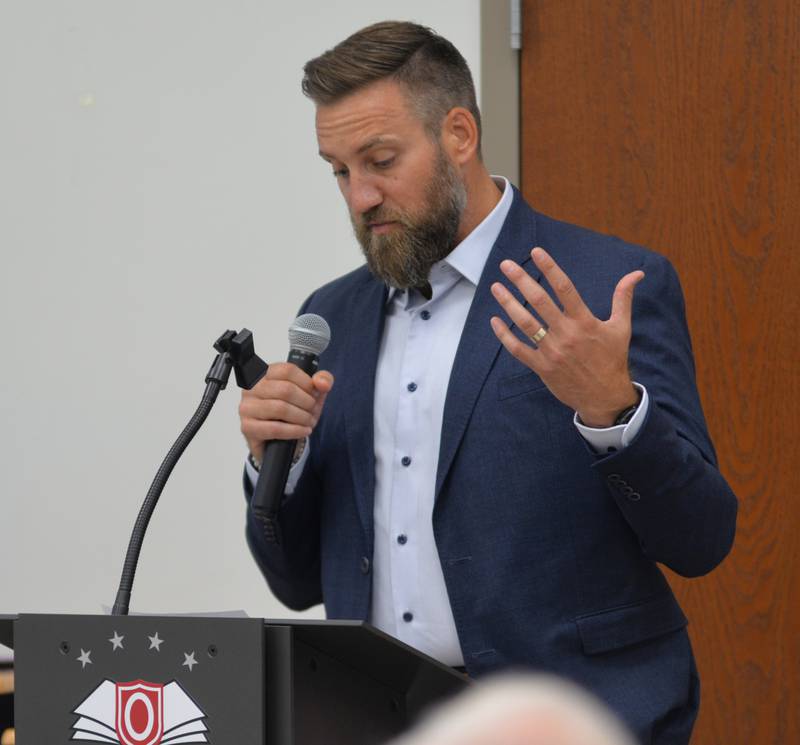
left=285, top=440, right=310, bottom=495
left=244, top=453, right=261, bottom=488
left=243, top=440, right=311, bottom=497
left=573, top=383, right=649, bottom=454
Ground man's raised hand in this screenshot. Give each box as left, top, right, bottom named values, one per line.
left=489, top=247, right=643, bottom=428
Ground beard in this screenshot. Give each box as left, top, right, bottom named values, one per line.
left=351, top=147, right=467, bottom=290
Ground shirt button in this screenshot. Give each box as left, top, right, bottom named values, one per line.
left=420, top=310, right=431, bottom=320
left=401, top=456, right=412, bottom=467
left=360, top=556, right=370, bottom=574
left=407, top=382, right=418, bottom=392
left=397, top=534, right=408, bottom=545
left=402, top=611, right=413, bottom=623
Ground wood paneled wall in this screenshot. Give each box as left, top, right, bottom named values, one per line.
left=520, top=1, right=799, bottom=742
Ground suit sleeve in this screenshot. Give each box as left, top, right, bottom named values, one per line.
left=591, top=250, right=737, bottom=577
left=244, top=460, right=324, bottom=610
left=242, top=292, right=326, bottom=610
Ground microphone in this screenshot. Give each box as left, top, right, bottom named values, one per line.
left=250, top=313, right=331, bottom=542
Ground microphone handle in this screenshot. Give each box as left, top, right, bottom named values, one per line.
left=250, top=348, right=319, bottom=516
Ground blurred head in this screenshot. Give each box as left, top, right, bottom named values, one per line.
left=304, top=22, right=483, bottom=289
left=386, top=675, right=637, bottom=745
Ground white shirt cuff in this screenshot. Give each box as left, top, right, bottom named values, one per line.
left=285, top=440, right=310, bottom=495
left=244, top=440, right=311, bottom=497
left=244, top=454, right=261, bottom=487
left=573, top=383, right=649, bottom=454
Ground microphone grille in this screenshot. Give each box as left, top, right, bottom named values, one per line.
left=288, top=313, right=331, bottom=355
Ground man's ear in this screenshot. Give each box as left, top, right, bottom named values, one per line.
left=441, top=107, right=480, bottom=165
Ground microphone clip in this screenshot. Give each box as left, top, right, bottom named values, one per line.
left=208, top=329, right=268, bottom=390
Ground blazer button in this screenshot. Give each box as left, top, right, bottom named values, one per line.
left=360, top=556, right=371, bottom=575
left=607, top=473, right=622, bottom=484
left=628, top=491, right=642, bottom=502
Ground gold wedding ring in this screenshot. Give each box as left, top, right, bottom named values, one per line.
left=530, top=327, right=548, bottom=344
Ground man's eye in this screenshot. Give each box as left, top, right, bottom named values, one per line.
left=374, top=157, right=395, bottom=169
left=332, top=167, right=348, bottom=178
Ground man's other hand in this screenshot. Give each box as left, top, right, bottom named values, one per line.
left=239, top=362, right=334, bottom=462
left=490, top=247, right=643, bottom=428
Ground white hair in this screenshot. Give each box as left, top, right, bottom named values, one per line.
left=387, top=674, right=636, bottom=745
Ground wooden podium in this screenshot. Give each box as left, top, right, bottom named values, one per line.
left=0, top=614, right=467, bottom=744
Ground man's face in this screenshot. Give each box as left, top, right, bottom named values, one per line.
left=316, top=79, right=466, bottom=289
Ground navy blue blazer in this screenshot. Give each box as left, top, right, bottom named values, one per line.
left=245, top=188, right=737, bottom=744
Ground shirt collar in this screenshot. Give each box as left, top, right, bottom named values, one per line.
left=385, top=176, right=513, bottom=306
left=445, top=175, right=512, bottom=286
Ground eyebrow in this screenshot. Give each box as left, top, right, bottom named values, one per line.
left=318, top=136, right=398, bottom=160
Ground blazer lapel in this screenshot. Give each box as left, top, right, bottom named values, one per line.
left=342, top=274, right=388, bottom=544
left=435, top=189, right=541, bottom=499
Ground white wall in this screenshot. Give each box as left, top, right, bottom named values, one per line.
left=0, top=2, right=480, bottom=620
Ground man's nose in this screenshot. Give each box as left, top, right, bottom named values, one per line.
left=347, top=173, right=383, bottom=215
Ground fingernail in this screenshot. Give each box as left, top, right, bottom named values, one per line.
left=500, top=260, right=519, bottom=275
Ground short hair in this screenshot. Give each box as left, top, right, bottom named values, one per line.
left=302, top=21, right=481, bottom=149
left=386, top=674, right=637, bottom=745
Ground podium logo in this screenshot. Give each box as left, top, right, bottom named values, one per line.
left=116, top=681, right=163, bottom=745
left=70, top=678, right=209, bottom=743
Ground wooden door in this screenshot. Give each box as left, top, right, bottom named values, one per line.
left=519, top=1, right=799, bottom=742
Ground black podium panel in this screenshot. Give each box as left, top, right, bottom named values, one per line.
left=289, top=620, right=468, bottom=716
left=264, top=621, right=468, bottom=745
left=292, top=636, right=405, bottom=742
left=13, top=614, right=264, bottom=744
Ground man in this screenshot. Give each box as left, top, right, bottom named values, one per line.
left=239, top=21, right=737, bottom=744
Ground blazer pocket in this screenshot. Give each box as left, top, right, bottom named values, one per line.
left=497, top=371, right=548, bottom=400
left=575, top=593, right=688, bottom=656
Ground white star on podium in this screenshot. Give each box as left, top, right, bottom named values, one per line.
left=77, top=649, right=92, bottom=669
left=108, top=631, right=124, bottom=651
left=182, top=652, right=198, bottom=671
left=148, top=632, right=164, bottom=651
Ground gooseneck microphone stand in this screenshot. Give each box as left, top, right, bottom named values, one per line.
left=111, top=329, right=267, bottom=616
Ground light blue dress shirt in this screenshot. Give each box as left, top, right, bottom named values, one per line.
left=246, top=177, right=648, bottom=665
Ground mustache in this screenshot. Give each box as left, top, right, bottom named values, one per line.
left=359, top=206, right=407, bottom=226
